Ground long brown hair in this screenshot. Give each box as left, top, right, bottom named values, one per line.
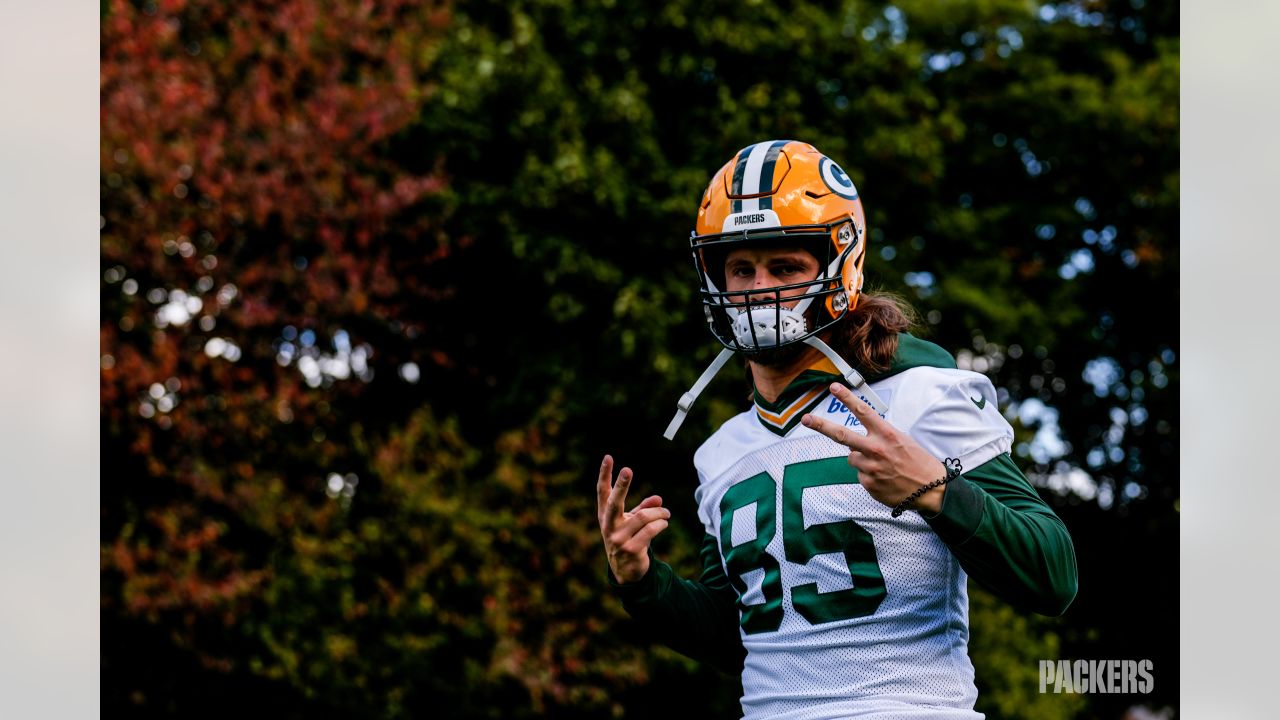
left=828, top=290, right=919, bottom=376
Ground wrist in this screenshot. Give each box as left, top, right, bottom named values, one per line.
left=610, top=552, right=651, bottom=585
left=914, top=483, right=947, bottom=515
left=892, top=457, right=962, bottom=518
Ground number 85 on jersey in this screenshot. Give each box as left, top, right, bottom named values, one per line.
left=720, top=456, right=887, bottom=634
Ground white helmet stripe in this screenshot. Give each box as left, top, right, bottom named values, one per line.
left=738, top=141, right=774, bottom=213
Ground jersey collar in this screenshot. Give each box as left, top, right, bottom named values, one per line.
left=752, top=356, right=843, bottom=436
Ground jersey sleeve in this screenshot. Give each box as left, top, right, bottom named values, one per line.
left=907, top=373, right=1078, bottom=616
left=921, top=454, right=1078, bottom=616
left=606, top=533, right=746, bottom=675
left=905, top=371, right=1012, bottom=472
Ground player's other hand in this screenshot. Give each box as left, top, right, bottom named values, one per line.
left=597, top=455, right=670, bottom=584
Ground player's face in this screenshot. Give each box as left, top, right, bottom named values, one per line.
left=724, top=246, right=821, bottom=308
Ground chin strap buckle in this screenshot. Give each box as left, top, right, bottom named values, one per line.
left=802, top=335, right=891, bottom=417
left=664, top=348, right=737, bottom=440
left=677, top=392, right=695, bottom=414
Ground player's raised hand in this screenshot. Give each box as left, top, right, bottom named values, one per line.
left=597, top=455, right=670, bottom=583
left=801, top=383, right=951, bottom=514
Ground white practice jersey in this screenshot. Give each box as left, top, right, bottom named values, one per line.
left=693, top=365, right=1014, bottom=720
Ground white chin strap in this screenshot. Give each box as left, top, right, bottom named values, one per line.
left=663, top=348, right=736, bottom=440
left=662, top=333, right=891, bottom=441
left=800, top=335, right=890, bottom=417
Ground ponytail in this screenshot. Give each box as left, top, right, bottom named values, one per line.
left=830, top=291, right=918, bottom=376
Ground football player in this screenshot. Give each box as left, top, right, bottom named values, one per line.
left=597, top=140, right=1078, bottom=719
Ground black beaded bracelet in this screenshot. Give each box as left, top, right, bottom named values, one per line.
left=891, top=457, right=963, bottom=518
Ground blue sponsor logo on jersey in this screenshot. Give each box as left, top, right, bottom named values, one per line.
left=825, top=395, right=886, bottom=426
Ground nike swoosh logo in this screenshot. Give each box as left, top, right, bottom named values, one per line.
left=970, top=396, right=987, bottom=410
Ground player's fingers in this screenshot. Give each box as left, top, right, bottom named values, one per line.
left=619, top=506, right=671, bottom=534
left=847, top=450, right=881, bottom=478
left=605, top=466, right=634, bottom=524
left=847, top=449, right=865, bottom=470
left=830, top=383, right=890, bottom=435
left=631, top=495, right=664, bottom=513
left=801, top=412, right=872, bottom=452
left=597, top=455, right=614, bottom=524
left=623, top=518, right=670, bottom=553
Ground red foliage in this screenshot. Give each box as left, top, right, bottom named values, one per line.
left=101, top=0, right=451, bottom=638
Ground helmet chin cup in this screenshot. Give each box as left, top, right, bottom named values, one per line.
left=731, top=305, right=808, bottom=348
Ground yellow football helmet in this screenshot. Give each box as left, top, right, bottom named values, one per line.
left=690, top=140, right=868, bottom=350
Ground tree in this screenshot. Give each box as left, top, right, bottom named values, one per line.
left=103, top=0, right=1178, bottom=716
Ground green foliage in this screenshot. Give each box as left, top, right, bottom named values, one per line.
left=102, top=0, right=1178, bottom=717
left=969, top=586, right=1087, bottom=719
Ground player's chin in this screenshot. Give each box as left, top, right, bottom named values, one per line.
left=743, top=341, right=809, bottom=368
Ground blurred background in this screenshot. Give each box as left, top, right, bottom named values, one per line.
left=100, top=0, right=1177, bottom=717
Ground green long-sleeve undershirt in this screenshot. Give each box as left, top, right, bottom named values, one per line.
left=607, top=452, right=1077, bottom=672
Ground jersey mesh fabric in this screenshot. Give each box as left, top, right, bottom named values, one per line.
left=692, top=366, right=1011, bottom=720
